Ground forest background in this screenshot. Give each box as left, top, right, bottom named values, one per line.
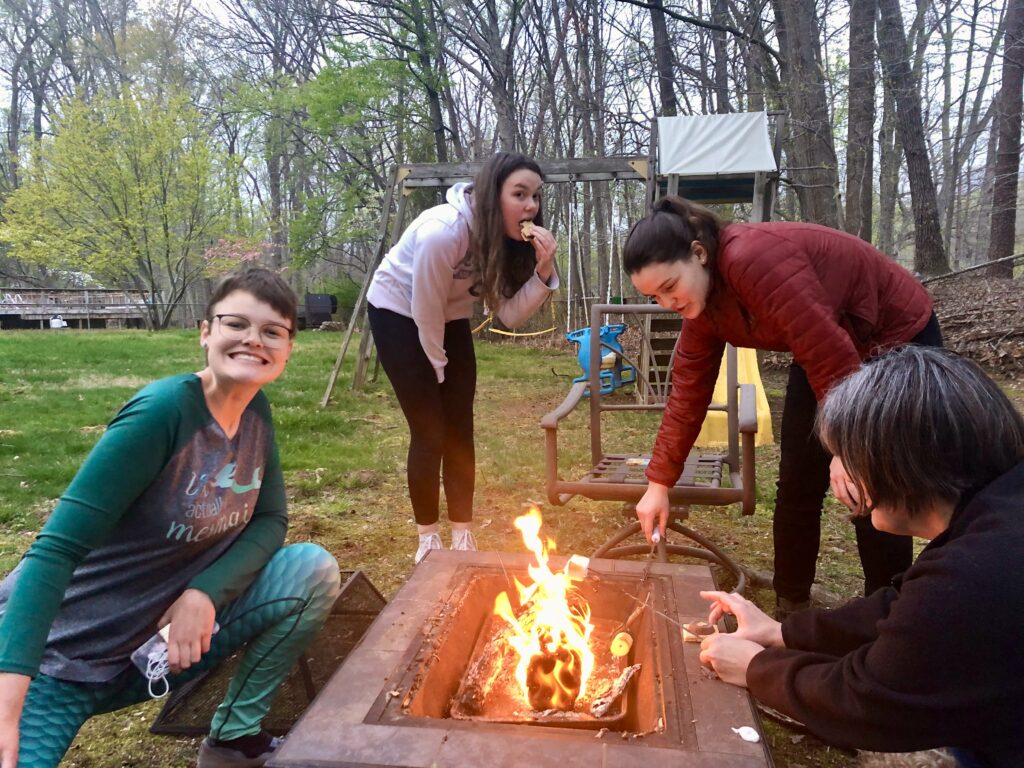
left=0, top=0, right=1021, bottom=332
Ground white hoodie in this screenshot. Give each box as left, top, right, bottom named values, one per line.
left=367, top=183, right=558, bottom=383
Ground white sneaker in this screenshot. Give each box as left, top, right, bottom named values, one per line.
left=451, top=528, right=477, bottom=552
left=415, top=532, right=443, bottom=563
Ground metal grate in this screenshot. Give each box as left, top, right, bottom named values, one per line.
left=150, top=570, right=386, bottom=737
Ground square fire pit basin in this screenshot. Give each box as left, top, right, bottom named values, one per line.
left=268, top=551, right=772, bottom=768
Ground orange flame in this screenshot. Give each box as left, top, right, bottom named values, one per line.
left=493, top=507, right=595, bottom=711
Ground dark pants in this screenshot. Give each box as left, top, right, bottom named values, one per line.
left=773, top=314, right=944, bottom=602
left=367, top=305, right=476, bottom=526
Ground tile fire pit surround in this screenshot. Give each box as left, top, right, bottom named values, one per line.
left=268, top=550, right=772, bottom=768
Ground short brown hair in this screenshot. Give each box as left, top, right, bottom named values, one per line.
left=623, top=195, right=724, bottom=274
left=817, top=346, right=1024, bottom=517
left=205, top=268, right=298, bottom=333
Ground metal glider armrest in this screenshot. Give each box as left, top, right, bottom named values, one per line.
left=541, top=380, right=589, bottom=429
left=543, top=380, right=589, bottom=506
left=738, top=383, right=758, bottom=433
left=738, top=383, right=758, bottom=516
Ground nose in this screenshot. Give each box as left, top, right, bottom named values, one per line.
left=241, top=325, right=264, bottom=346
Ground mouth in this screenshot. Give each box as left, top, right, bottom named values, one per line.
left=228, top=351, right=269, bottom=365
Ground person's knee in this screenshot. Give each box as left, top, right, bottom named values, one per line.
left=275, top=543, right=341, bottom=603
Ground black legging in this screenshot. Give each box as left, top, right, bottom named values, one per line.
left=367, top=305, right=476, bottom=525
left=773, top=313, right=944, bottom=602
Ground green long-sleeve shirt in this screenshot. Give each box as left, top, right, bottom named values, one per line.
left=0, top=374, right=287, bottom=682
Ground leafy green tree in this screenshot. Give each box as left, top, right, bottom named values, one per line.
left=0, top=88, right=234, bottom=328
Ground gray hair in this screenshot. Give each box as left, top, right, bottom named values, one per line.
left=817, top=346, right=1024, bottom=518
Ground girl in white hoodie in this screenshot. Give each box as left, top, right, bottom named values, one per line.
left=367, top=153, right=559, bottom=563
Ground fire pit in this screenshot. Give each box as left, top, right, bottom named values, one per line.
left=268, top=544, right=771, bottom=766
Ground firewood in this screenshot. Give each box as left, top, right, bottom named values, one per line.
left=589, top=663, right=641, bottom=718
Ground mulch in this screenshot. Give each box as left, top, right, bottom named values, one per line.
left=928, top=275, right=1024, bottom=379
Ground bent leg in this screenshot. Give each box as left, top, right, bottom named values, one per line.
left=17, top=674, right=108, bottom=768
left=368, top=305, right=447, bottom=526
left=205, top=543, right=340, bottom=740
left=108, top=544, right=342, bottom=739
left=439, top=319, right=476, bottom=523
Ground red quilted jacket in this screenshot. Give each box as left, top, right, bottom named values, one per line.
left=646, top=222, right=934, bottom=486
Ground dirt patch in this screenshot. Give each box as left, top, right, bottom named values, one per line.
left=63, top=374, right=150, bottom=390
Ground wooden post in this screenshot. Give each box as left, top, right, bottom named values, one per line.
left=320, top=166, right=404, bottom=407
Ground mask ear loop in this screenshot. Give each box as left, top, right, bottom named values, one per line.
left=145, top=647, right=170, bottom=699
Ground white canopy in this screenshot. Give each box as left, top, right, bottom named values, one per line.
left=657, top=112, right=777, bottom=176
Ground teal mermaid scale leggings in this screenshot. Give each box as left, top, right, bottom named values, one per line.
left=16, top=543, right=340, bottom=768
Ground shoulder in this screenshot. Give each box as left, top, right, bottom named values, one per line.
left=115, top=374, right=198, bottom=422
left=410, top=204, right=470, bottom=250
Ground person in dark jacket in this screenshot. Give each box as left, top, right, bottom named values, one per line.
left=698, top=346, right=1024, bottom=767
left=623, top=196, right=942, bottom=616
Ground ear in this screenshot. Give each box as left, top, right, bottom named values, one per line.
left=199, top=319, right=211, bottom=350
left=691, top=241, right=708, bottom=266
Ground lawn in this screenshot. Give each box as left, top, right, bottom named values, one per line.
left=0, top=328, right=902, bottom=767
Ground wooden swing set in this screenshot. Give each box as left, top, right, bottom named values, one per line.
left=319, top=155, right=652, bottom=406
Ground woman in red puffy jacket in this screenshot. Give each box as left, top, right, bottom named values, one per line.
left=624, top=195, right=941, bottom=617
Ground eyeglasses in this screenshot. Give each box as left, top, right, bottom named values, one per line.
left=214, top=314, right=293, bottom=348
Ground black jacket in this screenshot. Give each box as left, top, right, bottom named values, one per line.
left=747, top=462, right=1024, bottom=766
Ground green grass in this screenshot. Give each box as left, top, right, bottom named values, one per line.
left=0, top=329, right=894, bottom=767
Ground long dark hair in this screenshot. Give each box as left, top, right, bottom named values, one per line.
left=622, top=195, right=724, bottom=274
left=470, top=152, right=544, bottom=310
left=817, top=346, right=1024, bottom=518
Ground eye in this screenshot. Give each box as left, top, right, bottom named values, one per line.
left=223, top=317, right=248, bottom=331
left=263, top=326, right=287, bottom=340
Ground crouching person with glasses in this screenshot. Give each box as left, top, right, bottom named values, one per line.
left=697, top=346, right=1024, bottom=767
left=0, top=268, right=341, bottom=768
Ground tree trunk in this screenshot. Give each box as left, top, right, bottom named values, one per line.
left=711, top=0, right=732, bottom=113
left=649, top=0, right=678, bottom=115
left=876, top=0, right=950, bottom=275
left=771, top=0, right=840, bottom=226
left=986, top=0, right=1024, bottom=277
left=844, top=0, right=875, bottom=242
left=877, top=84, right=899, bottom=256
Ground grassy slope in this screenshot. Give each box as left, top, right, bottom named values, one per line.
left=0, top=329, right=897, bottom=767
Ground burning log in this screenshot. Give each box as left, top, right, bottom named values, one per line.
left=590, top=664, right=641, bottom=718
left=525, top=641, right=584, bottom=710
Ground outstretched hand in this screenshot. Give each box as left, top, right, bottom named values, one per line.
left=528, top=225, right=557, bottom=282
left=635, top=482, right=670, bottom=543
left=700, top=590, right=783, bottom=648
left=699, top=634, right=764, bottom=688
left=697, top=590, right=782, bottom=688
left=158, top=588, right=217, bottom=674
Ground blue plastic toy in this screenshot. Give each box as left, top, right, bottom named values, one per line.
left=566, top=323, right=637, bottom=395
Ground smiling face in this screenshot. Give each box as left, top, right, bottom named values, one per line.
left=630, top=247, right=712, bottom=320
left=199, top=289, right=293, bottom=391
left=500, top=168, right=543, bottom=240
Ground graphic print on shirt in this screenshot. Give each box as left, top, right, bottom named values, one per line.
left=169, top=457, right=262, bottom=544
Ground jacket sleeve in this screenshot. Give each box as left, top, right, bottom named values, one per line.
left=745, top=543, right=1022, bottom=753
left=645, top=320, right=725, bottom=486
left=780, top=587, right=897, bottom=656
left=0, top=390, right=179, bottom=677
left=728, top=242, right=862, bottom=399
left=410, top=221, right=462, bottom=383
left=187, top=433, right=288, bottom=607
left=495, top=269, right=559, bottom=329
